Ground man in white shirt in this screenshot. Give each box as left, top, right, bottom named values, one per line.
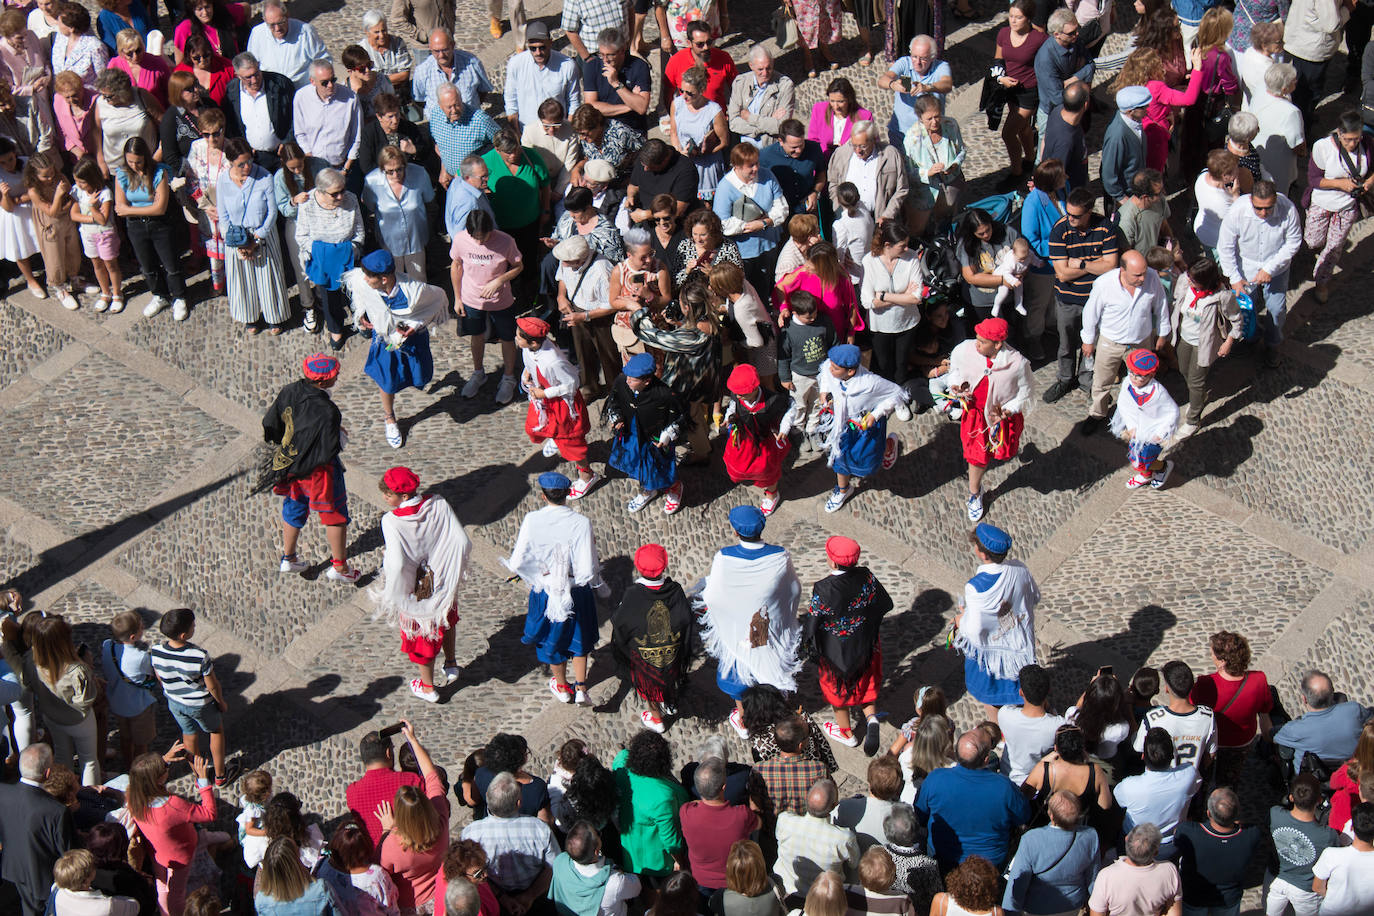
left=1216, top=179, right=1303, bottom=368
left=1313, top=802, right=1374, bottom=916
left=504, top=22, right=581, bottom=131
left=1132, top=661, right=1217, bottom=772
left=226, top=53, right=294, bottom=171
left=246, top=0, right=329, bottom=89
left=553, top=236, right=613, bottom=322
left=1079, top=248, right=1170, bottom=435
left=998, top=663, right=1065, bottom=784
left=1114, top=729, right=1201, bottom=861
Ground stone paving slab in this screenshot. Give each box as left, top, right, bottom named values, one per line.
left=0, top=299, right=70, bottom=391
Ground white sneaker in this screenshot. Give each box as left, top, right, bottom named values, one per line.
left=728, top=707, right=749, bottom=739
left=568, top=472, right=601, bottom=500
left=461, top=369, right=487, bottom=398
left=58, top=290, right=79, bottom=311
left=1174, top=422, right=1199, bottom=440
left=495, top=374, right=518, bottom=404
left=541, top=438, right=560, bottom=458
left=325, top=565, right=361, bottom=583
left=171, top=299, right=189, bottom=321
left=573, top=683, right=590, bottom=705
left=438, top=664, right=461, bottom=686
left=410, top=678, right=439, bottom=703
left=143, top=296, right=168, bottom=318
left=302, top=307, right=319, bottom=332
left=894, top=402, right=912, bottom=422
left=385, top=420, right=403, bottom=448
left=278, top=555, right=309, bottom=573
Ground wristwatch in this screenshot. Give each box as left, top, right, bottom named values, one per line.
left=611, top=81, right=623, bottom=90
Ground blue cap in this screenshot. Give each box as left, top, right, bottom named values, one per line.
left=1115, top=85, right=1152, bottom=111
left=623, top=353, right=656, bottom=378
left=829, top=344, right=861, bottom=369
left=728, top=505, right=767, bottom=538
left=361, top=249, right=395, bottom=274
left=975, top=522, right=1012, bottom=554
left=538, top=471, right=571, bottom=490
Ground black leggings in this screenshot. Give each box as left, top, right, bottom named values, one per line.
left=313, top=285, right=349, bottom=335
left=870, top=327, right=919, bottom=385
left=126, top=216, right=187, bottom=301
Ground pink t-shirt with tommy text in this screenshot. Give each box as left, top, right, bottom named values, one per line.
left=450, top=229, right=521, bottom=311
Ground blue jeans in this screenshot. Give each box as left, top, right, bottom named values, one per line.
left=1250, top=270, right=1289, bottom=346
left=168, top=699, right=222, bottom=736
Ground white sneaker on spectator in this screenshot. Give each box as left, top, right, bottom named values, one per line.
left=143, top=296, right=168, bottom=318
left=461, top=369, right=487, bottom=398
left=495, top=374, right=518, bottom=404
left=171, top=299, right=189, bottom=321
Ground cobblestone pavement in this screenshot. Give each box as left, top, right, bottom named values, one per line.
left=6, top=0, right=1374, bottom=908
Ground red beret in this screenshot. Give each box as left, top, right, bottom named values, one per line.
left=974, top=318, right=1009, bottom=342
left=383, top=466, right=420, bottom=495
left=634, top=543, right=668, bottom=579
left=516, top=316, right=551, bottom=338
left=825, top=535, right=861, bottom=567
left=726, top=363, right=761, bottom=395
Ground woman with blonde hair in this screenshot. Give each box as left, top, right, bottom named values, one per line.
left=709, top=259, right=778, bottom=387
left=377, top=721, right=449, bottom=912
left=713, top=840, right=783, bottom=916
left=669, top=65, right=727, bottom=203
left=900, top=713, right=954, bottom=803
left=801, top=869, right=847, bottom=916
left=108, top=27, right=169, bottom=106
left=126, top=750, right=217, bottom=916
left=0, top=612, right=97, bottom=783
left=254, top=837, right=342, bottom=915
left=1182, top=6, right=1238, bottom=176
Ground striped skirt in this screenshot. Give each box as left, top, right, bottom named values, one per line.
left=226, top=227, right=290, bottom=326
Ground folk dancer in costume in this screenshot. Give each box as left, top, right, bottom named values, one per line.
left=255, top=353, right=360, bottom=583
left=347, top=250, right=450, bottom=450
left=817, top=344, right=908, bottom=514
left=1111, top=348, right=1178, bottom=490
left=516, top=316, right=601, bottom=499
left=802, top=536, right=893, bottom=756
left=946, top=317, right=1033, bottom=522
left=720, top=363, right=794, bottom=517
left=605, top=353, right=686, bottom=515
left=372, top=466, right=472, bottom=703
left=696, top=505, right=803, bottom=739
left=504, top=471, right=609, bottom=705
left=610, top=543, right=694, bottom=734
left=951, top=523, right=1039, bottom=723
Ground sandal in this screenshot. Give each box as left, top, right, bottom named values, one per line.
left=246, top=324, right=260, bottom=336
left=859, top=52, right=874, bottom=66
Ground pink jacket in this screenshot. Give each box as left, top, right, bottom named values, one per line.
left=133, top=785, right=216, bottom=869
left=1142, top=69, right=1203, bottom=172
left=806, top=100, right=875, bottom=155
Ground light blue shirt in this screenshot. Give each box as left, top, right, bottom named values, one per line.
left=100, top=639, right=155, bottom=719
left=293, top=84, right=361, bottom=167
left=246, top=19, right=329, bottom=89
left=446, top=177, right=494, bottom=237
left=887, top=57, right=951, bottom=138
left=216, top=165, right=279, bottom=239
left=362, top=164, right=435, bottom=257
left=412, top=50, right=492, bottom=109
left=1114, top=765, right=1201, bottom=858
left=503, top=50, right=582, bottom=129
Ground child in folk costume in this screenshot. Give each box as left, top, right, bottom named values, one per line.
left=347, top=249, right=450, bottom=450
left=504, top=471, right=610, bottom=705
left=802, top=536, right=893, bottom=756
left=605, top=353, right=686, bottom=515
left=516, top=317, right=600, bottom=500
left=721, top=363, right=794, bottom=517
left=952, top=523, right=1040, bottom=723
left=817, top=344, right=908, bottom=514
left=255, top=353, right=360, bottom=583
left=696, top=505, right=803, bottom=739
left=610, top=544, right=694, bottom=734
left=946, top=317, right=1034, bottom=523
left=1111, top=348, right=1179, bottom=490
left=372, top=467, right=472, bottom=704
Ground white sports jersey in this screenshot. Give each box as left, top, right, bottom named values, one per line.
left=1132, top=704, right=1218, bottom=769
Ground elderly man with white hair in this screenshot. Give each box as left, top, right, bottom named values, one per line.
left=429, top=83, right=501, bottom=185
left=727, top=46, right=796, bottom=148
left=247, top=0, right=329, bottom=88
left=359, top=11, right=412, bottom=91
left=826, top=120, right=909, bottom=228
left=0, top=743, right=74, bottom=916
left=878, top=35, right=952, bottom=146
left=460, top=772, right=561, bottom=913
left=294, top=60, right=362, bottom=183
left=1089, top=823, right=1182, bottom=916
left=1251, top=61, right=1306, bottom=198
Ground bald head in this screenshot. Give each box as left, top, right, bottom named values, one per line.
left=806, top=778, right=840, bottom=817
left=955, top=731, right=989, bottom=768
left=1047, top=790, right=1082, bottom=827
left=1120, top=249, right=1147, bottom=291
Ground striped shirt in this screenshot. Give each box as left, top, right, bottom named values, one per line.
left=1047, top=214, right=1121, bottom=308
left=150, top=641, right=214, bottom=705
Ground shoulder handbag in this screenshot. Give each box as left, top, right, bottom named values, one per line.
left=1217, top=672, right=1252, bottom=716
left=773, top=4, right=798, bottom=49
left=1332, top=133, right=1374, bottom=219
left=223, top=175, right=256, bottom=250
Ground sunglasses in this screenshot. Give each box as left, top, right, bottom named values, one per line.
left=540, top=121, right=563, bottom=130
left=528, top=43, right=549, bottom=52
left=383, top=167, right=405, bottom=175
left=318, top=77, right=336, bottom=86
left=1066, top=209, right=1090, bottom=219
left=654, top=216, right=674, bottom=224
left=327, top=189, right=345, bottom=198
left=202, top=129, right=223, bottom=136
left=1253, top=204, right=1275, bottom=212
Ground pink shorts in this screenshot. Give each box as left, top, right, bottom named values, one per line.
left=81, top=228, right=119, bottom=261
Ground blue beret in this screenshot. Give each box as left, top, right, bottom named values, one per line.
left=361, top=249, right=395, bottom=274
left=1115, top=85, right=1152, bottom=111
left=623, top=353, right=656, bottom=378
left=728, top=505, right=766, bottom=538
left=538, top=471, right=571, bottom=491
left=829, top=344, right=861, bottom=369
left=975, top=522, right=1012, bottom=554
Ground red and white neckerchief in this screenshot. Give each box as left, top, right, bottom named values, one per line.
left=984, top=356, right=996, bottom=376
left=392, top=495, right=430, bottom=517
left=1185, top=286, right=1209, bottom=311
left=740, top=396, right=767, bottom=414
left=1127, top=381, right=1157, bottom=407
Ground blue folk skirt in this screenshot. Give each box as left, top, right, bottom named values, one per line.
left=522, top=585, right=598, bottom=664
left=364, top=331, right=433, bottom=395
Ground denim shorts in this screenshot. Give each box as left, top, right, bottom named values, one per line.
left=167, top=698, right=222, bottom=736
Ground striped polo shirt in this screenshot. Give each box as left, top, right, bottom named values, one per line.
left=1047, top=215, right=1122, bottom=308
left=150, top=641, right=214, bottom=706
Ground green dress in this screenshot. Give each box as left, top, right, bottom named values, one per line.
left=611, top=748, right=688, bottom=876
